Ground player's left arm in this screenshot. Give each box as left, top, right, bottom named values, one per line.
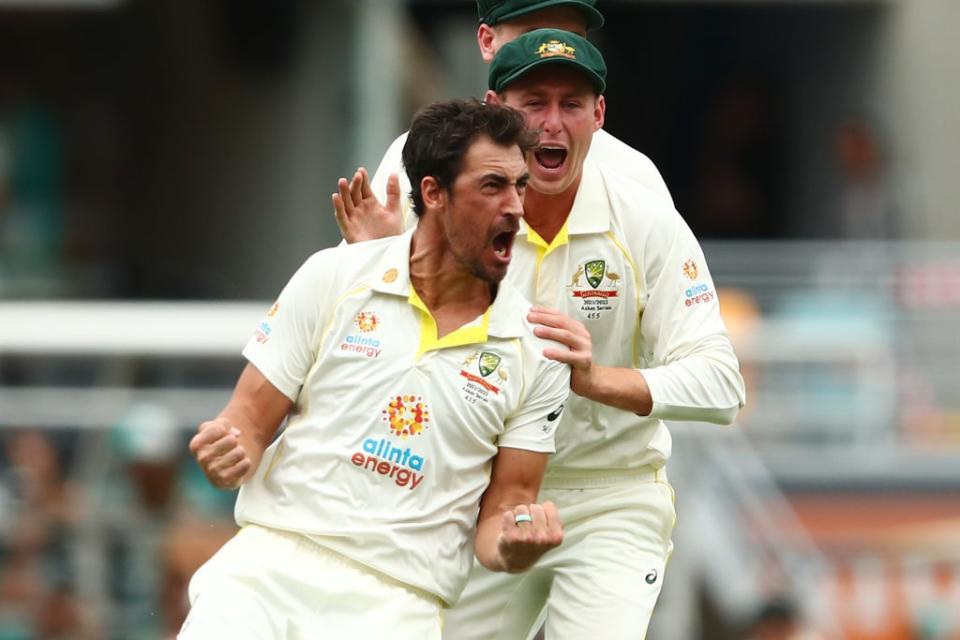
left=473, top=344, right=570, bottom=573
left=632, top=211, right=746, bottom=424
left=529, top=205, right=745, bottom=424
left=474, top=447, right=563, bottom=574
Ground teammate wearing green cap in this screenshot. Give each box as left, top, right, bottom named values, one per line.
left=331, top=4, right=745, bottom=639
left=332, top=0, right=672, bottom=243
left=437, top=29, right=743, bottom=640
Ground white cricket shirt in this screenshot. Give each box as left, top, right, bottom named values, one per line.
left=235, top=230, right=570, bottom=604
left=371, top=148, right=744, bottom=474
left=508, top=158, right=745, bottom=473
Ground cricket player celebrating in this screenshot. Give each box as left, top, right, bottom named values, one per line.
left=334, top=0, right=672, bottom=246
left=179, top=100, right=571, bottom=639
left=334, top=25, right=746, bottom=640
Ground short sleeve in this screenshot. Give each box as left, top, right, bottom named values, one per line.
left=241, top=251, right=336, bottom=401
left=498, top=356, right=570, bottom=453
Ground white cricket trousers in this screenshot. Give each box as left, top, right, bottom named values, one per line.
left=443, top=467, right=676, bottom=640
left=178, top=524, right=443, bottom=639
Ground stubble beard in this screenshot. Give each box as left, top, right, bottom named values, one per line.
left=446, top=225, right=504, bottom=287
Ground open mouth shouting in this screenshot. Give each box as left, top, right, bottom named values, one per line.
left=534, top=144, right=568, bottom=173
left=490, top=220, right=519, bottom=267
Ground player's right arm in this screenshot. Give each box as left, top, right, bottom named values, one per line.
left=189, top=363, right=292, bottom=490
left=192, top=250, right=337, bottom=489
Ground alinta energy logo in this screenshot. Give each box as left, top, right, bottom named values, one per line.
left=382, top=394, right=430, bottom=438
left=349, top=394, right=431, bottom=491
left=339, top=310, right=382, bottom=358
left=356, top=311, right=379, bottom=333
left=680, top=259, right=714, bottom=308
left=254, top=301, right=280, bottom=344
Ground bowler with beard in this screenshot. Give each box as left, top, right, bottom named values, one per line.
left=179, top=100, right=571, bottom=639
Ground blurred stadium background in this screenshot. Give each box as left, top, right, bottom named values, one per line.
left=1, top=0, right=959, bottom=638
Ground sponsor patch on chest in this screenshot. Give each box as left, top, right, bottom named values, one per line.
left=348, top=394, right=432, bottom=491
left=459, top=350, right=507, bottom=405
left=567, top=259, right=621, bottom=319
left=338, top=310, right=384, bottom=358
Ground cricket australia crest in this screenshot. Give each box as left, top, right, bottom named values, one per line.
left=458, top=350, right=505, bottom=403
left=569, top=257, right=622, bottom=320
left=478, top=352, right=502, bottom=377
left=585, top=260, right=606, bottom=288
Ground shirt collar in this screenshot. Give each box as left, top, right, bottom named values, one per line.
left=370, top=229, right=416, bottom=297
left=518, top=157, right=610, bottom=237
left=369, top=228, right=526, bottom=339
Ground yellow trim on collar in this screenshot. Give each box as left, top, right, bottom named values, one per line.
left=408, top=287, right=491, bottom=358
left=526, top=220, right=570, bottom=270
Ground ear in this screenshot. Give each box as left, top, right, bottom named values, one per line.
left=477, top=24, right=497, bottom=63
left=484, top=90, right=501, bottom=105
left=593, top=95, right=606, bottom=132
left=420, top=176, right=445, bottom=213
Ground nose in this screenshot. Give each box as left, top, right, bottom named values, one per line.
left=505, top=184, right=524, bottom=218
left=541, top=103, right=562, bottom=135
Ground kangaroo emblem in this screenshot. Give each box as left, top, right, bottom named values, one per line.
left=569, top=265, right=584, bottom=287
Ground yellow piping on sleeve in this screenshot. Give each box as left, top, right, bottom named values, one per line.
left=606, top=230, right=644, bottom=369
left=266, top=283, right=370, bottom=482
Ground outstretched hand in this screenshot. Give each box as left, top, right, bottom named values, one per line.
left=332, top=167, right=404, bottom=243
left=496, top=501, right=564, bottom=573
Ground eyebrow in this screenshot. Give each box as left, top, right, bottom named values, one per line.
left=480, top=172, right=529, bottom=186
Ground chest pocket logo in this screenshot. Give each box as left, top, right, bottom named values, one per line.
left=460, top=350, right=507, bottom=405
left=478, top=352, right=502, bottom=378
left=569, top=258, right=621, bottom=319
left=585, top=259, right=605, bottom=288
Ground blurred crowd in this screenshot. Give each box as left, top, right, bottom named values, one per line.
left=0, top=406, right=236, bottom=640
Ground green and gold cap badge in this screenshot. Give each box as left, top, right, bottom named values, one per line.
left=488, top=28, right=606, bottom=94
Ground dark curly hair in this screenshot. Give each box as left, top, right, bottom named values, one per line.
left=402, top=98, right=537, bottom=217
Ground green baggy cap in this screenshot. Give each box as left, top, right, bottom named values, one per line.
left=477, top=0, right=604, bottom=30
left=488, top=28, right=606, bottom=94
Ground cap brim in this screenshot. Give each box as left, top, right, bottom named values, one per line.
left=496, top=56, right=605, bottom=94
left=496, top=0, right=604, bottom=30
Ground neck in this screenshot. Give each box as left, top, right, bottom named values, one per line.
left=409, top=222, right=494, bottom=336
left=522, top=174, right=581, bottom=244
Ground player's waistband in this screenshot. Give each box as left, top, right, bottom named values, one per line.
left=542, top=464, right=667, bottom=489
